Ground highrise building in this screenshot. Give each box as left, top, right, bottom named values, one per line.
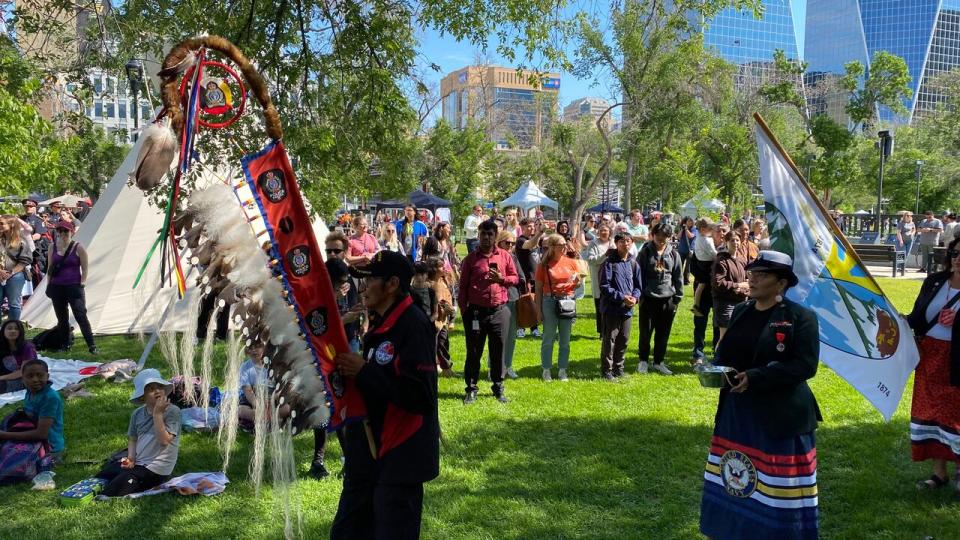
left=439, top=66, right=560, bottom=150
left=563, top=97, right=613, bottom=130
left=806, top=0, right=960, bottom=123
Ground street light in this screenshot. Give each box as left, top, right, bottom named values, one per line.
left=876, top=130, right=893, bottom=232
left=915, top=160, right=924, bottom=216
left=125, top=58, right=144, bottom=141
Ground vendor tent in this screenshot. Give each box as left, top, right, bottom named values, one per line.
left=587, top=202, right=624, bottom=213
left=678, top=187, right=725, bottom=215
left=499, top=181, right=559, bottom=210
left=23, top=139, right=329, bottom=335
left=409, top=190, right=451, bottom=211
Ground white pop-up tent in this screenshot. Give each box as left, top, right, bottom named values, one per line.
left=678, top=187, right=725, bottom=216
left=22, top=139, right=330, bottom=336
left=499, top=181, right=559, bottom=211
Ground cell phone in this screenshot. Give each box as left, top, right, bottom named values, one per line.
left=489, top=262, right=498, bottom=271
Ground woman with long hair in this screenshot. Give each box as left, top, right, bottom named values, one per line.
left=378, top=222, right=405, bottom=256
left=582, top=223, right=613, bottom=334
left=535, top=234, right=581, bottom=382
left=45, top=221, right=97, bottom=354
left=0, top=215, right=33, bottom=321
left=0, top=319, right=36, bottom=393
left=498, top=230, right=525, bottom=379
left=711, top=231, right=749, bottom=341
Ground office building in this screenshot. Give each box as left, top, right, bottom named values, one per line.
left=563, top=97, right=613, bottom=130
left=806, top=0, right=960, bottom=123
left=440, top=66, right=560, bottom=150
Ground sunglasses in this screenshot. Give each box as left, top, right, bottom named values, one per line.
left=948, top=250, right=960, bottom=259
left=500, top=241, right=516, bottom=246
left=325, top=248, right=344, bottom=254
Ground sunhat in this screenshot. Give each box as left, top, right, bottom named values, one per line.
left=745, top=250, right=799, bottom=287
left=130, top=368, right=174, bottom=403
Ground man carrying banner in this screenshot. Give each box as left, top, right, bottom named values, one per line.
left=332, top=250, right=440, bottom=540
left=700, top=251, right=821, bottom=540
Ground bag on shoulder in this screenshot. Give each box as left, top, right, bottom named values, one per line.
left=516, top=293, right=538, bottom=328
left=0, top=409, right=51, bottom=484
left=556, top=297, right=577, bottom=319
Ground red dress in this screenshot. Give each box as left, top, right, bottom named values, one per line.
left=910, top=336, right=960, bottom=462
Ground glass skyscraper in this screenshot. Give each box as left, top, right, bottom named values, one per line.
left=806, top=0, right=960, bottom=123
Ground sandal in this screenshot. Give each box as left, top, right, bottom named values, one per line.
left=916, top=474, right=949, bottom=490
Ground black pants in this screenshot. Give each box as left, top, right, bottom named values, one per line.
left=96, top=461, right=170, bottom=497
left=463, top=304, right=509, bottom=395
left=681, top=253, right=692, bottom=284
left=601, top=312, right=631, bottom=375
left=46, top=284, right=94, bottom=348
left=593, top=298, right=603, bottom=334
left=436, top=326, right=453, bottom=370
left=637, top=297, right=677, bottom=365
left=330, top=478, right=424, bottom=540
left=313, top=427, right=346, bottom=464
left=196, top=292, right=230, bottom=340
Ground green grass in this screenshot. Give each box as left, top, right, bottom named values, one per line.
left=2, top=277, right=958, bottom=539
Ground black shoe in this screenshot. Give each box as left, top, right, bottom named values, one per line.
left=463, top=390, right=478, bottom=405
left=494, top=393, right=510, bottom=403
left=88, top=345, right=99, bottom=355
left=309, top=461, right=330, bottom=480
left=603, top=373, right=616, bottom=382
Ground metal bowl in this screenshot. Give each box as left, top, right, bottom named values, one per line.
left=696, top=365, right=737, bottom=389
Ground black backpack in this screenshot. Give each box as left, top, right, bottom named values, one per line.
left=32, top=327, right=73, bottom=352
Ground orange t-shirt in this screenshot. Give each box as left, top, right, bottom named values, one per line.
left=536, top=256, right=580, bottom=297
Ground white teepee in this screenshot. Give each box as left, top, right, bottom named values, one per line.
left=22, top=139, right=330, bottom=335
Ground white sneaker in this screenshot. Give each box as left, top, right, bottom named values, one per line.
left=653, top=363, right=673, bottom=375
left=517, top=329, right=526, bottom=338
left=558, top=369, right=569, bottom=382
left=506, top=367, right=519, bottom=379
left=637, top=361, right=649, bottom=374
left=532, top=328, right=542, bottom=338
left=542, top=369, right=552, bottom=382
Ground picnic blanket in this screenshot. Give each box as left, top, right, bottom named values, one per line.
left=123, top=472, right=229, bottom=499
left=0, top=357, right=101, bottom=407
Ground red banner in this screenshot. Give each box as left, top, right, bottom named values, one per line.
left=242, top=140, right=365, bottom=430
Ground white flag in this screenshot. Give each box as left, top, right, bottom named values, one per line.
left=755, top=115, right=919, bottom=420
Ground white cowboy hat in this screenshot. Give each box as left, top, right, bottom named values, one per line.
left=130, top=368, right=173, bottom=403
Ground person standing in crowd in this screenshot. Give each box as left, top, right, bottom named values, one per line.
left=463, top=205, right=484, bottom=254
left=906, top=238, right=960, bottom=494
left=424, top=222, right=459, bottom=286
left=0, top=216, right=32, bottom=321
left=943, top=213, right=958, bottom=245
left=535, top=234, right=581, bottom=382
left=396, top=205, right=428, bottom=262
left=331, top=250, right=439, bottom=540
left=346, top=215, right=380, bottom=266
left=732, top=219, right=759, bottom=264
left=45, top=221, right=96, bottom=353
left=427, top=257, right=456, bottom=377
left=700, top=251, right=821, bottom=540
left=636, top=223, right=683, bottom=375
left=917, top=211, right=944, bottom=273
left=516, top=217, right=541, bottom=338
left=20, top=199, right=45, bottom=242
left=503, top=208, right=521, bottom=238
left=582, top=215, right=597, bottom=243
left=711, top=231, right=749, bottom=340
left=690, top=218, right=717, bottom=318
left=625, top=209, right=649, bottom=248
left=583, top=223, right=613, bottom=334
left=378, top=222, right=405, bottom=256
left=897, top=212, right=916, bottom=262
left=677, top=216, right=696, bottom=286
left=598, top=232, right=642, bottom=381
left=458, top=220, right=518, bottom=403
left=497, top=231, right=525, bottom=380
left=749, top=219, right=767, bottom=248
left=555, top=220, right=573, bottom=242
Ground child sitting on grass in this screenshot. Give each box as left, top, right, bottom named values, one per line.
left=238, top=343, right=269, bottom=426
left=0, top=320, right=37, bottom=393
left=0, top=359, right=65, bottom=463
left=96, top=369, right=180, bottom=497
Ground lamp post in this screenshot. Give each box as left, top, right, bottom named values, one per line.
left=876, top=130, right=893, bottom=232
left=915, top=160, right=924, bottom=216
left=124, top=58, right=144, bottom=141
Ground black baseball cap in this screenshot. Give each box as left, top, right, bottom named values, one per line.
left=349, top=250, right=414, bottom=285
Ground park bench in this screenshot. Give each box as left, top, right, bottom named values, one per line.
left=851, top=243, right=905, bottom=278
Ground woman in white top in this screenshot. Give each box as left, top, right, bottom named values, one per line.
left=582, top=223, right=613, bottom=334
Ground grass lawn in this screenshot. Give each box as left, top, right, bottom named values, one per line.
left=2, top=276, right=958, bottom=539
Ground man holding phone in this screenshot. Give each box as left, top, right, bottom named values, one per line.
left=458, top=219, right=519, bottom=404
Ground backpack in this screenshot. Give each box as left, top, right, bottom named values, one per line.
left=0, top=409, right=52, bottom=484
left=32, top=327, right=73, bottom=352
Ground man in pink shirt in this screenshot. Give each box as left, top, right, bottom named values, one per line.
left=457, top=220, right=519, bottom=404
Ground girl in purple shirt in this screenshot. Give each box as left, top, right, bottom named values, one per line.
left=0, top=319, right=36, bottom=393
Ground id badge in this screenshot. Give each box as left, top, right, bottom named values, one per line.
left=472, top=319, right=480, bottom=331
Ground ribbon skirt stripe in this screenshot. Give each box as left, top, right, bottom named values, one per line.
left=911, top=336, right=960, bottom=463
left=700, top=394, right=819, bottom=540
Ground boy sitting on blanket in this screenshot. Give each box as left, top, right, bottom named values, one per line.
left=0, top=359, right=66, bottom=463
left=96, top=369, right=181, bottom=497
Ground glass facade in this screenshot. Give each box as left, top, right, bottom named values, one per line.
left=492, top=88, right=555, bottom=149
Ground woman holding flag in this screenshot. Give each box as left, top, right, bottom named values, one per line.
left=907, top=236, right=960, bottom=495
left=700, top=251, right=821, bottom=540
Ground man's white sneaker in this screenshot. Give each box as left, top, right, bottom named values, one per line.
left=532, top=328, right=542, bottom=337
left=637, top=361, right=649, bottom=374
left=653, top=363, right=673, bottom=375
left=542, top=369, right=552, bottom=382
left=558, top=369, right=569, bottom=382
left=506, top=368, right=519, bottom=379
left=517, top=329, right=526, bottom=338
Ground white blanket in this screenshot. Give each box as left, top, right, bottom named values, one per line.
left=0, top=356, right=102, bottom=407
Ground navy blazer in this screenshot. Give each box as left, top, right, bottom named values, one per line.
left=715, top=298, right=822, bottom=439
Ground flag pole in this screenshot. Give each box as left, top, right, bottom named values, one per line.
left=752, top=112, right=878, bottom=281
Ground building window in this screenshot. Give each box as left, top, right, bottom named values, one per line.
left=94, top=101, right=103, bottom=117
left=94, top=77, right=102, bottom=94
left=142, top=104, right=151, bottom=120
left=106, top=102, right=115, bottom=118
left=119, top=102, right=127, bottom=119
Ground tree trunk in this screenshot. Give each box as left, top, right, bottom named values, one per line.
left=625, top=152, right=635, bottom=211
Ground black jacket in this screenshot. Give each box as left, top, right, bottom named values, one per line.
left=715, top=299, right=822, bottom=439
left=636, top=242, right=683, bottom=302
left=907, top=270, right=960, bottom=386
left=344, top=295, right=440, bottom=484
